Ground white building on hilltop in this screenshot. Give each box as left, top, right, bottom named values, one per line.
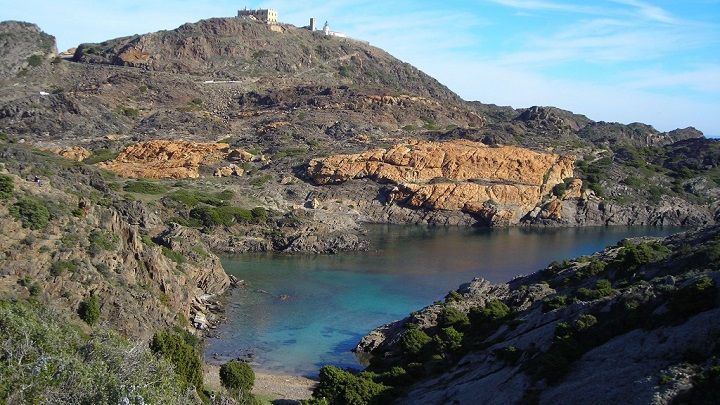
left=322, top=21, right=347, bottom=38
left=238, top=7, right=278, bottom=23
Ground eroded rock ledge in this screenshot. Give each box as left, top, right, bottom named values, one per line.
left=305, top=140, right=576, bottom=225
left=97, top=140, right=236, bottom=179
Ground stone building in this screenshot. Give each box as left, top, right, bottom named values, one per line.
left=238, top=7, right=278, bottom=23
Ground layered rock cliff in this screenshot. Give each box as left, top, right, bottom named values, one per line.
left=305, top=139, right=576, bottom=225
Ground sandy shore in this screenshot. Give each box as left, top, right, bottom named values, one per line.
left=204, top=364, right=317, bottom=403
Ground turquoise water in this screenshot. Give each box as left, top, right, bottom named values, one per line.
left=205, top=225, right=686, bottom=377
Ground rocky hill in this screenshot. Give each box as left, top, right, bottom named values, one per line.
left=0, top=13, right=719, bottom=403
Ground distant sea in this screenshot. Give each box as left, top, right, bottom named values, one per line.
left=205, top=225, right=687, bottom=377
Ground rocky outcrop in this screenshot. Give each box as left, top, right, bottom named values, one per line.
left=53, top=146, right=91, bottom=161
left=97, top=140, right=229, bottom=178
left=0, top=21, right=57, bottom=80
left=305, top=140, right=575, bottom=225
left=356, top=227, right=720, bottom=404
left=214, top=164, right=244, bottom=177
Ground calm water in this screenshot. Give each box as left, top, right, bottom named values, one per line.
left=204, top=225, right=686, bottom=377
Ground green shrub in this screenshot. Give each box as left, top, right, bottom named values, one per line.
left=494, top=346, right=522, bottom=364
left=0, top=300, right=191, bottom=404
left=250, top=174, right=272, bottom=187
left=162, top=246, right=186, bottom=264
left=150, top=329, right=203, bottom=389
left=400, top=328, right=432, bottom=356
left=0, top=174, right=14, bottom=199
left=444, top=290, right=464, bottom=303
left=439, top=307, right=470, bottom=330
left=433, top=326, right=464, bottom=352
left=116, top=105, right=139, bottom=117
left=124, top=180, right=167, bottom=194
left=10, top=196, right=50, bottom=230
left=543, top=295, right=569, bottom=312
left=312, top=365, right=391, bottom=405
left=552, top=182, right=567, bottom=197
left=666, top=277, right=716, bottom=321
left=470, top=300, right=510, bottom=324
left=27, top=54, right=43, bottom=67
left=83, top=149, right=119, bottom=164
left=575, top=279, right=617, bottom=301
left=50, top=260, right=78, bottom=277
left=78, top=294, right=100, bottom=326
left=89, top=230, right=117, bottom=256
left=219, top=360, right=255, bottom=395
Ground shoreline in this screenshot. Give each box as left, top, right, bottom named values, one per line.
left=204, top=364, right=317, bottom=403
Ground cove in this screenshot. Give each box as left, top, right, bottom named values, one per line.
left=204, top=225, right=686, bottom=377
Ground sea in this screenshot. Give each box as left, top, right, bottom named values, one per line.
left=204, top=224, right=687, bottom=377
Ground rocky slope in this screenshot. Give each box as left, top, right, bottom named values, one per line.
left=349, top=226, right=720, bottom=404
left=0, top=141, right=230, bottom=339
left=0, top=21, right=57, bottom=80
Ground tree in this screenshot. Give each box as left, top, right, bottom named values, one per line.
left=219, top=360, right=255, bottom=395
left=78, top=294, right=100, bottom=326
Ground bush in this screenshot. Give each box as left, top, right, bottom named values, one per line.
left=219, top=360, right=255, bottom=395
left=439, top=307, right=469, bottom=330
left=10, top=196, right=50, bottom=230
left=83, top=149, right=119, bottom=164
left=0, top=300, right=192, bottom=404
left=400, top=328, right=432, bottom=356
left=150, top=329, right=203, bottom=389
left=667, top=277, right=716, bottom=321
left=124, top=180, right=167, bottom=194
left=312, top=365, right=391, bottom=405
left=433, top=326, right=464, bottom=353
left=542, top=295, right=569, bottom=312
left=50, top=260, right=78, bottom=277
left=575, top=279, right=617, bottom=301
left=494, top=346, right=522, bottom=364
left=470, top=300, right=510, bottom=324
left=89, top=230, right=117, bottom=256
left=0, top=174, right=14, bottom=199
left=78, top=294, right=100, bottom=326
left=27, top=54, right=43, bottom=67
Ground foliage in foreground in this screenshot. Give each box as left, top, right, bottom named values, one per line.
left=220, top=359, right=255, bottom=396
left=150, top=328, right=204, bottom=390
left=0, top=300, right=197, bottom=404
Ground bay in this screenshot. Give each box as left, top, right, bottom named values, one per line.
left=204, top=225, right=686, bottom=377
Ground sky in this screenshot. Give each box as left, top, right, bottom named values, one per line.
left=2, top=0, right=719, bottom=136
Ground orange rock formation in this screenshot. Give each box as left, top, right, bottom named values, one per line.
left=97, top=140, right=229, bottom=178
left=306, top=139, right=576, bottom=224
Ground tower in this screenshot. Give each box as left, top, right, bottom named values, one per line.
left=323, top=21, right=330, bottom=35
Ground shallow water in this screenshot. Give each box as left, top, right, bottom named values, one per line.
left=204, top=225, right=686, bottom=377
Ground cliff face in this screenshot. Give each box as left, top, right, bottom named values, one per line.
left=306, top=140, right=575, bottom=225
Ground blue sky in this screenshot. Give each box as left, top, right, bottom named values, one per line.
left=2, top=0, right=719, bottom=136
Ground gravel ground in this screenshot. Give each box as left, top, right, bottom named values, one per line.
left=204, top=364, right=317, bottom=403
